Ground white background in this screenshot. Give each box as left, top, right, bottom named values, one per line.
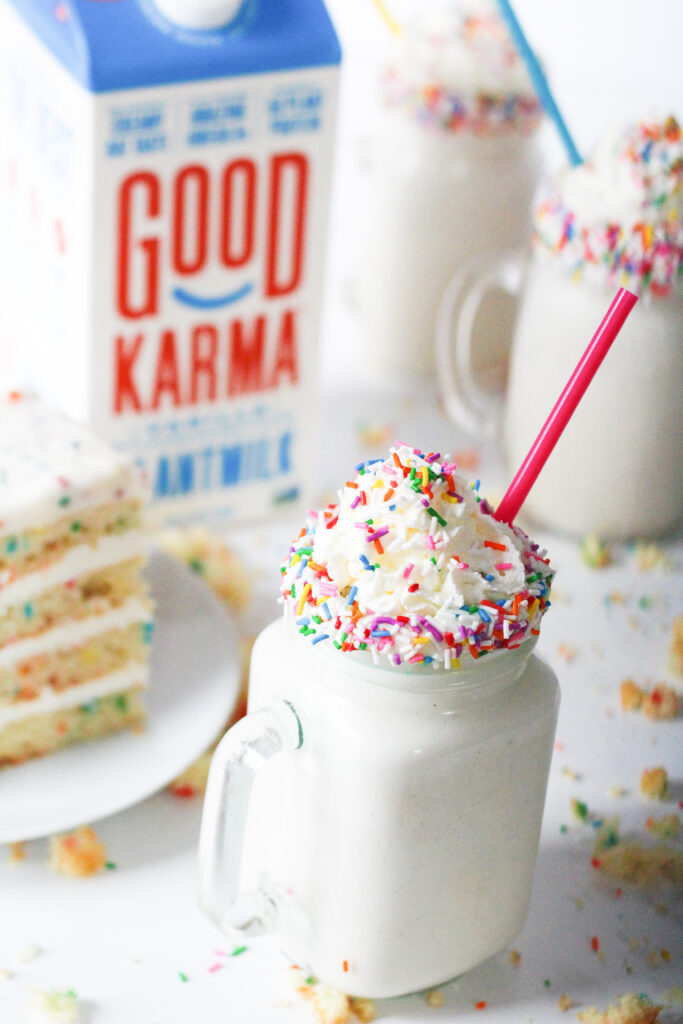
left=1, top=3, right=682, bottom=1023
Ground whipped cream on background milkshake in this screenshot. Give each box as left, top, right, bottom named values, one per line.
left=200, top=445, right=559, bottom=998
left=504, top=115, right=683, bottom=538
left=358, top=0, right=543, bottom=381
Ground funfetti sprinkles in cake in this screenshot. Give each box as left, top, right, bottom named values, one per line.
left=0, top=393, right=153, bottom=767
left=280, top=444, right=553, bottom=669
left=533, top=115, right=683, bottom=297
left=380, top=1, right=542, bottom=135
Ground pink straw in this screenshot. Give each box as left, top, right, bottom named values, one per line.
left=495, top=287, right=638, bottom=526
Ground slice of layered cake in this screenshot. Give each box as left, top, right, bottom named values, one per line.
left=0, top=394, right=153, bottom=766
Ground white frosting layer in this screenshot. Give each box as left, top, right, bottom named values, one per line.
left=0, top=531, right=148, bottom=613
left=0, top=662, right=148, bottom=728
left=0, top=597, right=151, bottom=669
left=0, top=394, right=148, bottom=535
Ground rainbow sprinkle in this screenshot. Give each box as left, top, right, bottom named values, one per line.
left=280, top=445, right=553, bottom=669
left=534, top=115, right=682, bottom=297
left=380, top=11, right=541, bottom=136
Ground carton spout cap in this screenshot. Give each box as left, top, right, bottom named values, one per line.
left=152, top=0, right=245, bottom=30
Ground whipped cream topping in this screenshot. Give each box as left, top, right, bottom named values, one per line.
left=280, top=445, right=553, bottom=668
left=533, top=115, right=683, bottom=296
left=380, top=0, right=541, bottom=135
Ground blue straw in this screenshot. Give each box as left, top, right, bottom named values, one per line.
left=496, top=0, right=582, bottom=167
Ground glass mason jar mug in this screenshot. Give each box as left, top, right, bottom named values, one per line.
left=357, top=110, right=542, bottom=382
left=199, top=615, right=560, bottom=999
left=436, top=250, right=683, bottom=539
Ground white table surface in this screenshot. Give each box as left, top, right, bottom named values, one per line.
left=1, top=383, right=681, bottom=1024
left=2, top=2, right=682, bottom=1020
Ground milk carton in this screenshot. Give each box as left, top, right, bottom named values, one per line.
left=0, top=0, right=340, bottom=524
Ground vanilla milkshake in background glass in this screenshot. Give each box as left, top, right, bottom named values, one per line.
left=358, top=0, right=543, bottom=381
left=439, top=115, right=683, bottom=539
left=199, top=444, right=559, bottom=998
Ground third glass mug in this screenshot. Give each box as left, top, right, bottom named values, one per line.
left=358, top=110, right=542, bottom=382
left=437, top=250, right=683, bottom=539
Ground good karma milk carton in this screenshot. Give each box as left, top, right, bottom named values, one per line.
left=0, top=0, right=340, bottom=524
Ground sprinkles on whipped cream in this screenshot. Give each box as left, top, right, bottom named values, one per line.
left=534, top=116, right=683, bottom=296
left=280, top=445, right=553, bottom=669
left=380, top=11, right=541, bottom=136
left=381, top=73, right=541, bottom=136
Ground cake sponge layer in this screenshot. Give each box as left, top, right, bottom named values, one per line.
left=0, top=499, right=142, bottom=579
left=0, top=621, right=151, bottom=704
left=0, top=559, right=146, bottom=647
left=0, top=686, right=146, bottom=766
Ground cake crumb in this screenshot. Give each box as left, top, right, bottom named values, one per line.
left=17, top=943, right=42, bottom=963
left=621, top=681, right=679, bottom=719
left=577, top=993, right=661, bottom=1024
left=169, top=748, right=214, bottom=798
left=356, top=421, right=392, bottom=449
left=642, top=685, right=679, bottom=720
left=9, top=841, right=26, bottom=862
left=557, top=643, right=578, bottom=662
left=646, top=948, right=671, bottom=969
left=634, top=543, right=669, bottom=572
left=425, top=989, right=445, bottom=1007
left=350, top=997, right=376, bottom=1022
left=581, top=535, right=611, bottom=569
left=49, top=826, right=107, bottom=877
left=607, top=786, right=628, bottom=799
left=558, top=993, right=574, bottom=1012
left=284, top=967, right=375, bottom=1024
left=620, top=679, right=644, bottom=712
left=594, top=840, right=683, bottom=886
left=158, top=526, right=251, bottom=612
left=26, top=987, right=79, bottom=1023
left=592, top=817, right=683, bottom=885
left=0, top=967, right=13, bottom=981
left=639, top=767, right=669, bottom=801
left=645, top=814, right=680, bottom=840
left=509, top=949, right=521, bottom=966
left=594, top=818, right=621, bottom=852
left=667, top=615, right=683, bottom=678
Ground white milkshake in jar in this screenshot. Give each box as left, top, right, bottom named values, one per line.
left=200, top=444, right=559, bottom=998
left=504, top=115, right=683, bottom=538
left=359, top=0, right=543, bottom=381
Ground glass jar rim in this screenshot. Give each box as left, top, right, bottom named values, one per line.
left=291, top=621, right=538, bottom=696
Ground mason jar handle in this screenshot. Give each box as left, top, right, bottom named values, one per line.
left=198, top=699, right=303, bottom=937
left=436, top=249, right=526, bottom=437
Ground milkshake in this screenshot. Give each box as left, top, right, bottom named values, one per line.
left=504, top=115, right=683, bottom=537
left=359, top=0, right=543, bottom=380
left=199, top=444, right=559, bottom=997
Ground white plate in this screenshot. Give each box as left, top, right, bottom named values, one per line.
left=0, top=549, right=240, bottom=842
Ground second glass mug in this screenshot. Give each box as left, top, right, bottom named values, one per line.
left=436, top=250, right=683, bottom=539
left=356, top=109, right=542, bottom=382
left=199, top=614, right=559, bottom=998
